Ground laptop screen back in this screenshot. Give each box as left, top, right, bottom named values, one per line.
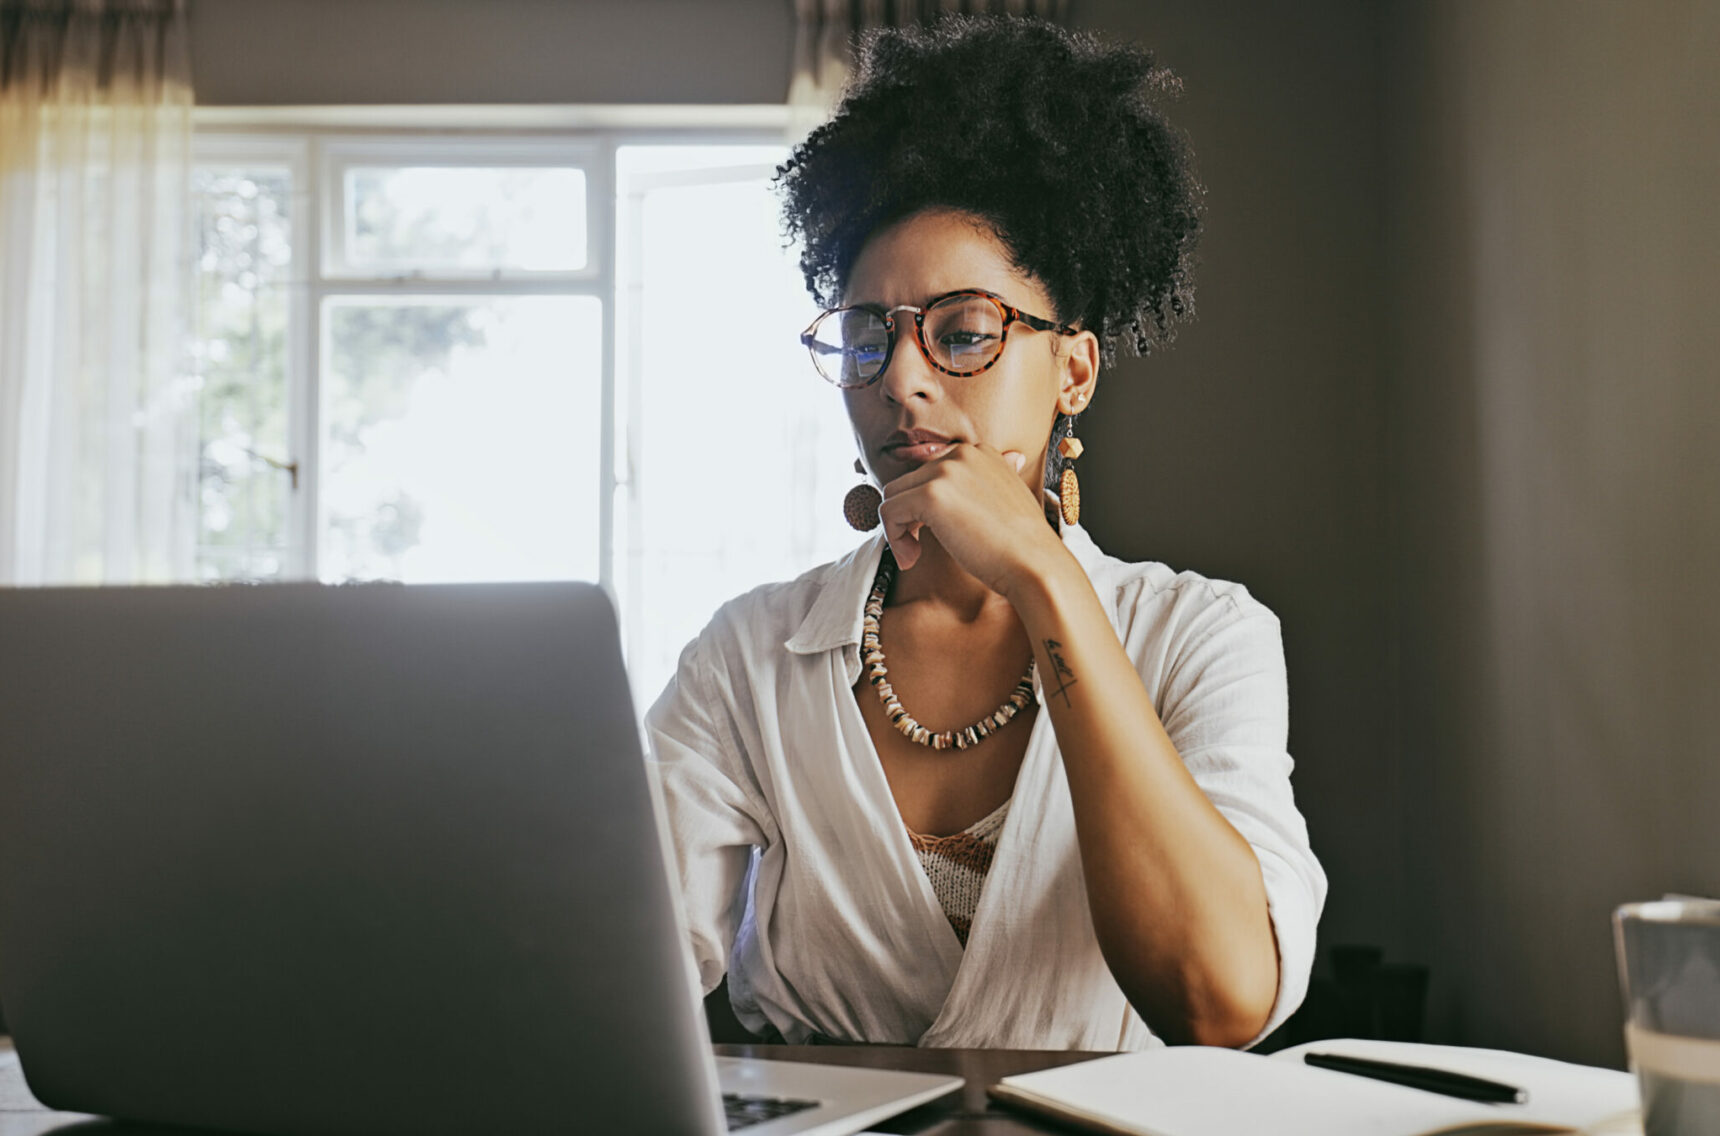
left=0, top=581, right=722, bottom=1135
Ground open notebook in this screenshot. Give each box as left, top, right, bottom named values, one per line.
left=988, top=1038, right=1641, bottom=1136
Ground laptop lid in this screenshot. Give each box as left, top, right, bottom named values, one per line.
left=0, top=581, right=726, bottom=1135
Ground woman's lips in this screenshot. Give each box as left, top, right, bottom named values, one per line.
left=882, top=429, right=957, bottom=464
left=889, top=440, right=955, bottom=463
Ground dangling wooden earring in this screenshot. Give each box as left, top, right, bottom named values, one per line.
left=1057, top=433, right=1084, bottom=527
left=845, top=457, right=881, bottom=531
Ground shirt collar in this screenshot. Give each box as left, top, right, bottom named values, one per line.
left=783, top=536, right=888, bottom=657
left=783, top=514, right=1115, bottom=658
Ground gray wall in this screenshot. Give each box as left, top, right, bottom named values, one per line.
left=1387, top=0, right=1720, bottom=1066
left=1071, top=0, right=1400, bottom=986
left=190, top=0, right=793, bottom=105
left=185, top=0, right=1720, bottom=1066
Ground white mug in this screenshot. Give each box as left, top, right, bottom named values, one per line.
left=1614, top=899, right=1720, bottom=1136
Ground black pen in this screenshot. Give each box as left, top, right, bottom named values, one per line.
left=1303, top=1052, right=1530, bottom=1104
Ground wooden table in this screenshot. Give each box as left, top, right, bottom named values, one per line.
left=1, top=1037, right=1101, bottom=1135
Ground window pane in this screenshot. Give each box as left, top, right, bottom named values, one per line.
left=345, top=166, right=587, bottom=272
left=615, top=146, right=854, bottom=704
left=191, top=165, right=295, bottom=582
left=320, top=296, right=602, bottom=583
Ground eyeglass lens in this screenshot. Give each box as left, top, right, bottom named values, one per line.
left=808, top=294, right=1007, bottom=386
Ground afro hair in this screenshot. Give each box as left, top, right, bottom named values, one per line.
left=775, top=15, right=1204, bottom=365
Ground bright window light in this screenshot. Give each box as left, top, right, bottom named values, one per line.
left=319, top=295, right=602, bottom=584
left=190, top=163, right=295, bottom=582
left=615, top=145, right=858, bottom=703
left=344, top=165, right=587, bottom=272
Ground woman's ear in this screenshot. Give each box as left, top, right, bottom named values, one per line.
left=1056, top=330, right=1101, bottom=416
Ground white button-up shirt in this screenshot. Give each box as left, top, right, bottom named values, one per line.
left=645, top=525, right=1326, bottom=1050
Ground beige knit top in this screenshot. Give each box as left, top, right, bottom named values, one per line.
left=906, top=798, right=1011, bottom=948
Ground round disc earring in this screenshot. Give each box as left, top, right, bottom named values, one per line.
left=844, top=457, right=881, bottom=531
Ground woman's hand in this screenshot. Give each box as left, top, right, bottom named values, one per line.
left=876, top=442, right=1069, bottom=595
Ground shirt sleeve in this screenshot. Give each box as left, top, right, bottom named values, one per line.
left=1151, top=594, right=1327, bottom=1047
left=644, top=626, right=778, bottom=997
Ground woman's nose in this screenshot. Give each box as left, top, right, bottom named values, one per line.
left=878, top=326, right=940, bottom=404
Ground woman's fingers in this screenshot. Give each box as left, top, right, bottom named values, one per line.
left=879, top=490, right=927, bottom=569
left=877, top=451, right=952, bottom=571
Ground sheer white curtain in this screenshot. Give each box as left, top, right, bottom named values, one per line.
left=0, top=0, right=195, bottom=584
left=787, top=0, right=1070, bottom=131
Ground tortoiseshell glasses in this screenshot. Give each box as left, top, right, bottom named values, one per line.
left=801, top=289, right=1076, bottom=389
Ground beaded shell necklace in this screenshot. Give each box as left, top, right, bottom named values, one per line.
left=861, top=548, right=1036, bottom=751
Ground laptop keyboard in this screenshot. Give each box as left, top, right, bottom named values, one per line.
left=722, top=1091, right=821, bottom=1130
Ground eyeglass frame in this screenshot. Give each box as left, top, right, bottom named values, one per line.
left=800, top=288, right=1079, bottom=389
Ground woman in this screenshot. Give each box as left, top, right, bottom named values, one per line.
left=647, top=15, right=1325, bottom=1051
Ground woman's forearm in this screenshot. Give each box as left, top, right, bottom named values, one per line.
left=1005, top=549, right=1281, bottom=1047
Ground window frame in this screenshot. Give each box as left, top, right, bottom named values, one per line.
left=190, top=112, right=792, bottom=596
left=317, top=136, right=604, bottom=282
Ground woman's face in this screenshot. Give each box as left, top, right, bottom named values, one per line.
left=839, top=208, right=1094, bottom=490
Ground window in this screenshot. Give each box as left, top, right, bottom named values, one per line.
left=191, top=123, right=858, bottom=703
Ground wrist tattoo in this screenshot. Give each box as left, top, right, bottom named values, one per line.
left=1042, top=638, right=1079, bottom=707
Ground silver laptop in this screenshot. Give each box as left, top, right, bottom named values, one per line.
left=0, top=581, right=960, bottom=1135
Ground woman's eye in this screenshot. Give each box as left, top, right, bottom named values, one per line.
left=940, top=331, right=999, bottom=364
